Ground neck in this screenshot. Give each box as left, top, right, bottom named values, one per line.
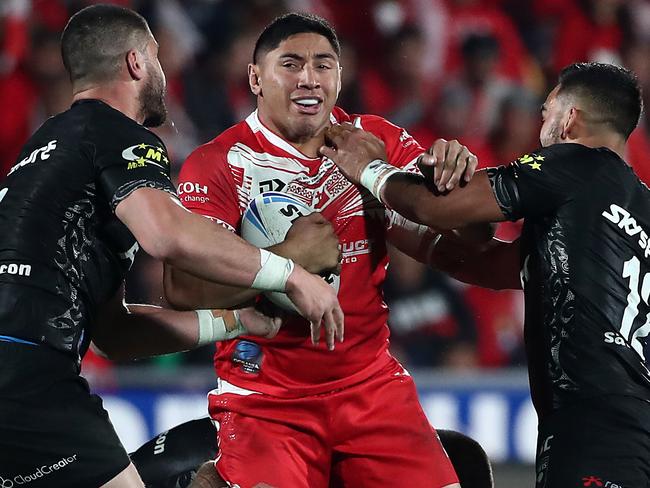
left=257, top=110, right=327, bottom=159
left=72, top=81, right=142, bottom=124
left=569, top=132, right=627, bottom=160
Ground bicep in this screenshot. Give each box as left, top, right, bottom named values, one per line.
left=115, top=187, right=184, bottom=259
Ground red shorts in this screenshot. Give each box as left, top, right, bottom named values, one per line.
left=208, top=361, right=458, bottom=487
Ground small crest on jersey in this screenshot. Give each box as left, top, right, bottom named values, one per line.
left=122, top=143, right=169, bottom=170
left=516, top=153, right=544, bottom=170
left=232, top=340, right=263, bottom=374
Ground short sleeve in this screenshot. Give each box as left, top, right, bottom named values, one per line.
left=487, top=143, right=606, bottom=221
left=360, top=115, right=424, bottom=171
left=92, top=122, right=176, bottom=211
left=177, top=143, right=241, bottom=233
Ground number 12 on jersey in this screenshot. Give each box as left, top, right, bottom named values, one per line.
left=619, top=256, right=650, bottom=359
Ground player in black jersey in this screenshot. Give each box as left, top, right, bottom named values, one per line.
left=0, top=5, right=343, bottom=487
left=324, top=62, right=650, bottom=488
left=128, top=418, right=493, bottom=488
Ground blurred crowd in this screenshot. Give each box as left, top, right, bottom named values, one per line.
left=2, top=0, right=650, bottom=374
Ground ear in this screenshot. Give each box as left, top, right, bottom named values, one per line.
left=126, top=48, right=145, bottom=81
left=336, top=65, right=342, bottom=97
left=248, top=64, right=262, bottom=96
left=561, top=106, right=579, bottom=140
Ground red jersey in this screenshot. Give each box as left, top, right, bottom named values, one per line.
left=179, top=107, right=423, bottom=397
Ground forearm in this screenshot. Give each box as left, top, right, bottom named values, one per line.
left=116, top=189, right=294, bottom=294
left=164, top=264, right=259, bottom=310
left=92, top=304, right=201, bottom=361
left=163, top=241, right=297, bottom=310
left=429, top=235, right=522, bottom=290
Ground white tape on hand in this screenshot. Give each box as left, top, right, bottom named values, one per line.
left=252, top=249, right=295, bottom=292
left=360, top=159, right=401, bottom=203
left=196, top=309, right=247, bottom=346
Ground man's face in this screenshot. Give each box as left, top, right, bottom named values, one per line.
left=251, top=33, right=341, bottom=143
left=539, top=85, right=568, bottom=147
left=139, top=37, right=167, bottom=128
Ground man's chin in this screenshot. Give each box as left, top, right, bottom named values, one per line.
left=143, top=110, right=167, bottom=128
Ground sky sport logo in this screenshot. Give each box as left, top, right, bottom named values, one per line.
left=0, top=454, right=77, bottom=486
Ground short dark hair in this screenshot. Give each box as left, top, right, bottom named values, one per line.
left=557, top=62, right=643, bottom=139
left=61, top=4, right=151, bottom=85
left=253, top=12, right=340, bottom=64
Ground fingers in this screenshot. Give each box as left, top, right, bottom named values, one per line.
left=319, top=145, right=336, bottom=160
left=464, top=151, right=479, bottom=182
left=437, top=140, right=462, bottom=191
left=428, top=139, right=478, bottom=191
left=323, top=309, right=336, bottom=351
left=431, top=139, right=448, bottom=189
left=310, top=318, right=322, bottom=346
left=333, top=303, right=344, bottom=343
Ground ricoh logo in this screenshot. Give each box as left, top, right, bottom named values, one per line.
left=153, top=430, right=168, bottom=455
left=178, top=182, right=209, bottom=204
left=0, top=263, right=31, bottom=277
left=0, top=454, right=77, bottom=486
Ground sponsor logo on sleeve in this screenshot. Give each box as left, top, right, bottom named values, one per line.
left=122, top=143, right=169, bottom=170
left=178, top=181, right=209, bottom=204
left=8, top=140, right=57, bottom=176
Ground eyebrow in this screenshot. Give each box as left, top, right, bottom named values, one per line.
left=279, top=52, right=337, bottom=62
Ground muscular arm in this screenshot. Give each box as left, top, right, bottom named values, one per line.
left=116, top=188, right=268, bottom=288
left=91, top=286, right=205, bottom=361
left=163, top=212, right=341, bottom=310
left=430, top=235, right=522, bottom=290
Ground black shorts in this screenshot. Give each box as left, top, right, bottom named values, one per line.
left=535, top=395, right=650, bottom=488
left=0, top=341, right=130, bottom=487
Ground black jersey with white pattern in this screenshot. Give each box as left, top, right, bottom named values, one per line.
left=488, top=143, right=650, bottom=418
left=0, top=99, right=175, bottom=360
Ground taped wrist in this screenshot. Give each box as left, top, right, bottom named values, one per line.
left=252, top=249, right=295, bottom=292
left=360, top=159, right=401, bottom=203
left=195, top=309, right=247, bottom=346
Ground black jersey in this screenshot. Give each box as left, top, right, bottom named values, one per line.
left=489, top=143, right=650, bottom=418
left=0, top=99, right=175, bottom=360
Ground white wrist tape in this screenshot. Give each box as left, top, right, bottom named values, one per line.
left=195, top=309, right=247, bottom=346
left=360, top=159, right=401, bottom=203
left=252, top=249, right=295, bottom=292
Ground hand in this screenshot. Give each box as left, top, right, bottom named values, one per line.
left=285, top=264, right=344, bottom=350
left=237, top=307, right=282, bottom=339
left=417, top=139, right=478, bottom=192
left=320, top=122, right=387, bottom=185
left=275, top=213, right=341, bottom=276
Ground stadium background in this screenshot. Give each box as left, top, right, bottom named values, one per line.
left=1, top=0, right=649, bottom=485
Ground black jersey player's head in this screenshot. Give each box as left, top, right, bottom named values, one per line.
left=540, top=62, right=643, bottom=150
left=61, top=4, right=167, bottom=127
left=248, top=13, right=342, bottom=155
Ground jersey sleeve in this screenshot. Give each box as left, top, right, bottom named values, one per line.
left=360, top=115, right=424, bottom=172
left=92, top=122, right=176, bottom=211
left=177, top=142, right=241, bottom=233
left=487, top=143, right=606, bottom=221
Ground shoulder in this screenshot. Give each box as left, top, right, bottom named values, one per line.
left=185, top=121, right=251, bottom=164
left=515, top=144, right=615, bottom=174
